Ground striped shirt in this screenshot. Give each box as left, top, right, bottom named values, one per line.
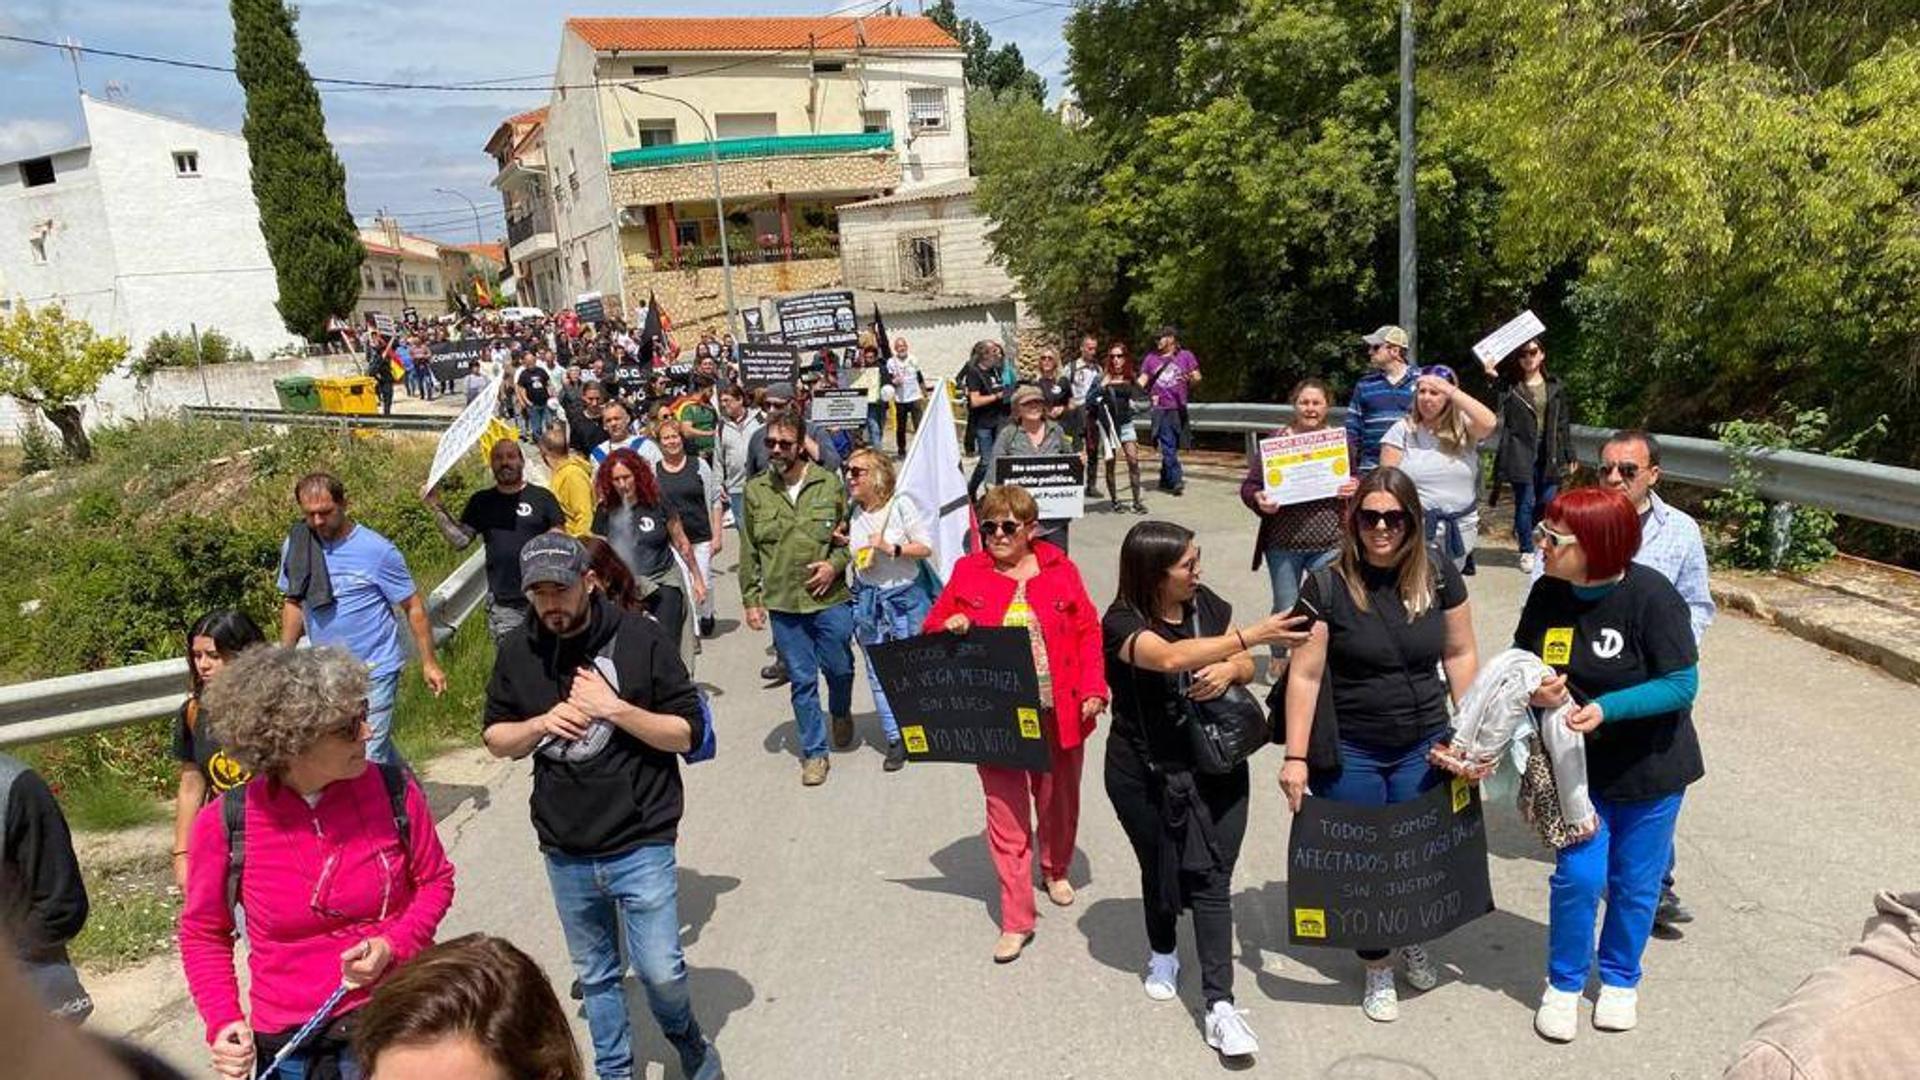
left=1345, top=365, right=1420, bottom=472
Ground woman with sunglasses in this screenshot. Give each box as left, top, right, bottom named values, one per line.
left=1104, top=521, right=1308, bottom=1062
left=178, top=645, right=456, bottom=1080
left=924, top=485, right=1106, bottom=964
left=1086, top=343, right=1146, bottom=513
left=1515, top=487, right=1702, bottom=1042
left=1379, top=365, right=1498, bottom=572
left=1492, top=337, right=1576, bottom=573
left=1280, top=467, right=1479, bottom=1023
left=847, top=448, right=934, bottom=772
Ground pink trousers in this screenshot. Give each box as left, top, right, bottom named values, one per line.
left=978, top=741, right=1085, bottom=934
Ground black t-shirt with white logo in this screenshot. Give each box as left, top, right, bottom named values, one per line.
left=461, top=485, right=565, bottom=605
left=517, top=366, right=551, bottom=407
left=1513, top=564, right=1703, bottom=801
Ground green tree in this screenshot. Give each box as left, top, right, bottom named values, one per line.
left=0, top=303, right=128, bottom=461
left=927, top=0, right=1047, bottom=101
left=231, top=0, right=362, bottom=341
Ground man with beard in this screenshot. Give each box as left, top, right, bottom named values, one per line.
left=422, top=439, right=564, bottom=642
left=568, top=381, right=610, bottom=458
left=483, top=534, right=720, bottom=1080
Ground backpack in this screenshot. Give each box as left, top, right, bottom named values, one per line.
left=221, top=760, right=412, bottom=914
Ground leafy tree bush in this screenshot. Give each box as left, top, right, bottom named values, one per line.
left=1705, top=405, right=1887, bottom=571
left=133, top=329, right=255, bottom=379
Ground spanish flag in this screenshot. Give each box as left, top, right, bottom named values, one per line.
left=473, top=277, right=493, bottom=308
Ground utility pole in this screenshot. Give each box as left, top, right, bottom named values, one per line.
left=435, top=187, right=485, bottom=245
left=618, top=85, right=740, bottom=338
left=190, top=322, right=211, bottom=406
left=1396, top=0, right=1418, bottom=363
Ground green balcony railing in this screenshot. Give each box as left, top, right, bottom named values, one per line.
left=609, top=131, right=894, bottom=172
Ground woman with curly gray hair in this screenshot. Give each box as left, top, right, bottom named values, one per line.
left=177, top=645, right=456, bottom=1080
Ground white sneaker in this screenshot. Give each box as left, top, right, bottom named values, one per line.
left=1204, top=1000, right=1258, bottom=1057
left=1535, top=985, right=1581, bottom=1042
left=1143, top=951, right=1179, bottom=1001
left=1400, top=944, right=1438, bottom=991
left=1593, top=985, right=1638, bottom=1031
left=1519, top=552, right=1536, bottom=573
left=1363, top=965, right=1399, bottom=1022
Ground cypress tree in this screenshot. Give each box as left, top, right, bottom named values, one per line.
left=231, top=0, right=361, bottom=340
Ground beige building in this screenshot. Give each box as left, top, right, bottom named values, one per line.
left=542, top=15, right=967, bottom=329
left=355, top=223, right=448, bottom=322
left=485, top=106, right=563, bottom=314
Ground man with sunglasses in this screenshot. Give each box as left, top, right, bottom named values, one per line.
left=738, top=412, right=857, bottom=786
left=1346, top=325, right=1420, bottom=476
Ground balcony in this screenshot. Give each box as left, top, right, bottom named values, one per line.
left=644, top=234, right=841, bottom=272
left=506, top=205, right=556, bottom=264
left=607, top=132, right=900, bottom=209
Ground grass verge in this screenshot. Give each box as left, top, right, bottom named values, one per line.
left=68, top=852, right=177, bottom=973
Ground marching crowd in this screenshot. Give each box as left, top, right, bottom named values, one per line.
left=1, top=314, right=1911, bottom=1080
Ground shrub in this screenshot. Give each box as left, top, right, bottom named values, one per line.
left=1705, top=405, right=1886, bottom=571
left=133, top=328, right=255, bottom=379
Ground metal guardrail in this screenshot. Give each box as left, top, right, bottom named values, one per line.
left=0, top=552, right=486, bottom=748
left=1185, top=403, right=1920, bottom=533
left=184, top=405, right=455, bottom=433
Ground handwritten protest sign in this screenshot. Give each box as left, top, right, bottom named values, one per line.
left=1471, top=310, right=1546, bottom=374
left=994, top=454, right=1085, bottom=519
left=1260, top=428, right=1350, bottom=505
left=869, top=629, right=1049, bottom=771
left=1286, top=780, right=1495, bottom=950
left=424, top=375, right=503, bottom=493
left=809, top=388, right=868, bottom=431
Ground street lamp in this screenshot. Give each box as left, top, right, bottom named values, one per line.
left=616, top=85, right=739, bottom=338
left=434, top=187, right=485, bottom=245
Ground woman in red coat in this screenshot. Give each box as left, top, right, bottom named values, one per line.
left=925, top=484, right=1107, bottom=963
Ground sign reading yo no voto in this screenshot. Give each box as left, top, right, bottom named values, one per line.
left=868, top=629, right=1050, bottom=772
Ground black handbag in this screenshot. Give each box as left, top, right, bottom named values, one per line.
left=1175, top=610, right=1272, bottom=774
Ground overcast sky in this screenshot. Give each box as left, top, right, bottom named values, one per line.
left=1, top=0, right=1071, bottom=245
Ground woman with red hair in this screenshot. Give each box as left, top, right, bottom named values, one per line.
left=1514, top=486, right=1703, bottom=1043
left=592, top=447, right=702, bottom=667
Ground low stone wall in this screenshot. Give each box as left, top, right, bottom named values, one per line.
left=624, top=258, right=844, bottom=337
left=611, top=151, right=900, bottom=207
left=0, top=352, right=364, bottom=442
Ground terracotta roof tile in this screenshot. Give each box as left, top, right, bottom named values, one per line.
left=566, top=16, right=960, bottom=53
left=507, top=106, right=548, bottom=125
left=452, top=242, right=507, bottom=264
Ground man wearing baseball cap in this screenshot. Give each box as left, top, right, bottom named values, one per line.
left=481, top=533, right=720, bottom=1080
left=1345, top=325, right=1420, bottom=475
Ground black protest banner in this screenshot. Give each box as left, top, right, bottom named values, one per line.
left=994, top=454, right=1086, bottom=520
left=808, top=388, right=868, bottom=430
left=738, top=342, right=798, bottom=390
left=869, top=629, right=1050, bottom=772
left=741, top=307, right=766, bottom=340
left=575, top=294, right=607, bottom=324
left=1285, top=780, right=1495, bottom=951
left=426, top=338, right=498, bottom=384
left=774, top=289, right=858, bottom=350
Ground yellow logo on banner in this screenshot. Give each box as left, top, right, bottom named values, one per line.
left=1333, top=457, right=1350, bottom=476
left=1451, top=776, right=1472, bottom=813
left=1265, top=466, right=1284, bottom=487
left=1017, top=708, right=1042, bottom=739
left=1543, top=627, right=1575, bottom=666
left=1293, top=908, right=1328, bottom=939
left=901, top=726, right=928, bottom=754
left=855, top=546, right=876, bottom=571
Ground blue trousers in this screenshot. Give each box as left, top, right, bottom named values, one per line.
left=1152, top=407, right=1184, bottom=489
left=1548, top=792, right=1684, bottom=992
left=770, top=604, right=856, bottom=760
left=1511, top=463, right=1559, bottom=554
left=1311, top=730, right=1447, bottom=960
left=1264, top=547, right=1339, bottom=620
left=364, top=670, right=399, bottom=766
left=852, top=581, right=931, bottom=744
left=543, top=844, right=718, bottom=1080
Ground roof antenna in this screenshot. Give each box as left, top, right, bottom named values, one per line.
left=60, top=36, right=84, bottom=95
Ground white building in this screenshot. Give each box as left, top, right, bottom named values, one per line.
left=0, top=94, right=296, bottom=358
left=541, top=15, right=968, bottom=329
left=485, top=106, right=564, bottom=315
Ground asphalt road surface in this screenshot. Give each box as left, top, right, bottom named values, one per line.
left=127, top=471, right=1920, bottom=1079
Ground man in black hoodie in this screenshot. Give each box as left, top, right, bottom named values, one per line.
left=1, top=754, right=90, bottom=1022
left=481, top=533, right=719, bottom=1080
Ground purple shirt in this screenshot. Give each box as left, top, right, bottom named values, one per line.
left=1141, top=349, right=1198, bottom=410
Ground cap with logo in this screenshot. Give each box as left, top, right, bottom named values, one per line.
left=519, top=533, right=589, bottom=592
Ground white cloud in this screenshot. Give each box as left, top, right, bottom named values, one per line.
left=0, top=118, right=80, bottom=160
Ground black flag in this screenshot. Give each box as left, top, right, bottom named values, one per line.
left=639, top=290, right=663, bottom=366
left=873, top=304, right=893, bottom=360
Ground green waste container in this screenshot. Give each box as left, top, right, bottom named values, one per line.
left=274, top=375, right=321, bottom=412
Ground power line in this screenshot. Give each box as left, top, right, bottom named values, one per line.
left=355, top=204, right=509, bottom=221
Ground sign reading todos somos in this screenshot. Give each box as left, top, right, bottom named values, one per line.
left=424, top=375, right=504, bottom=493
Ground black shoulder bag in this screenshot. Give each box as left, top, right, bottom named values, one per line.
left=1175, top=609, right=1272, bottom=774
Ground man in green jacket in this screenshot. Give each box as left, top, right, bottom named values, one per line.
left=740, top=411, right=856, bottom=786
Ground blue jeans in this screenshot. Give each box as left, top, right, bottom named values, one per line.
left=1310, top=729, right=1447, bottom=959
left=852, top=580, right=932, bottom=744
left=968, top=424, right=1001, bottom=496
left=1511, top=464, right=1558, bottom=554
left=770, top=604, right=856, bottom=760
left=1152, top=407, right=1184, bottom=489
left=728, top=491, right=745, bottom=531
left=866, top=402, right=888, bottom=449
left=266, top=1052, right=362, bottom=1080
left=1548, top=792, right=1684, bottom=992
left=364, top=670, right=399, bottom=765
left=543, top=845, right=718, bottom=1080
left=1264, top=547, right=1339, bottom=620
left=523, top=403, right=550, bottom=440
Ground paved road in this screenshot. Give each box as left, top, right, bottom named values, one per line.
left=125, top=471, right=1920, bottom=1079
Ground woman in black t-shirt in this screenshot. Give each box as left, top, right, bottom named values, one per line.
left=1280, top=466, right=1480, bottom=1023
left=169, top=609, right=264, bottom=891
left=1514, top=487, right=1701, bottom=1043
left=1102, top=521, right=1306, bottom=1062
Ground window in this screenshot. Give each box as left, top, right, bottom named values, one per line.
left=362, top=268, right=375, bottom=288
left=637, top=120, right=676, bottom=148
left=580, top=257, right=591, bottom=282
left=862, top=110, right=891, bottom=134
left=812, top=60, right=846, bottom=74
left=631, top=64, right=669, bottom=77
left=907, top=88, right=948, bottom=132
left=172, top=150, right=200, bottom=177
left=19, top=157, right=54, bottom=187
left=675, top=221, right=702, bottom=247
left=900, top=234, right=939, bottom=287
left=29, top=235, right=48, bottom=265
left=381, top=273, right=398, bottom=290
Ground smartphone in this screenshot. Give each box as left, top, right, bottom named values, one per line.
left=1288, top=592, right=1322, bottom=626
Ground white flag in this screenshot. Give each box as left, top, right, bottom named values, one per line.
left=423, top=375, right=503, bottom=494
left=896, top=377, right=972, bottom=586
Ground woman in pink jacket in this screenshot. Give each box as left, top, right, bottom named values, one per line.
left=177, top=645, right=456, bottom=1080
left=925, top=484, right=1107, bottom=964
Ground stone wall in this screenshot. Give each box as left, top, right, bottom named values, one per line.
left=0, top=351, right=365, bottom=442
left=624, top=258, right=844, bottom=337
left=610, top=152, right=900, bottom=208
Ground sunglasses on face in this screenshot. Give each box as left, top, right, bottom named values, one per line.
left=979, top=519, right=1025, bottom=537
left=1599, top=461, right=1643, bottom=480
left=1356, top=509, right=1410, bottom=531
left=846, top=466, right=869, bottom=478
left=1533, top=523, right=1580, bottom=549
left=764, top=437, right=797, bottom=449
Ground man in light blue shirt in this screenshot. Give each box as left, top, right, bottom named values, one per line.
left=278, top=472, right=446, bottom=764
